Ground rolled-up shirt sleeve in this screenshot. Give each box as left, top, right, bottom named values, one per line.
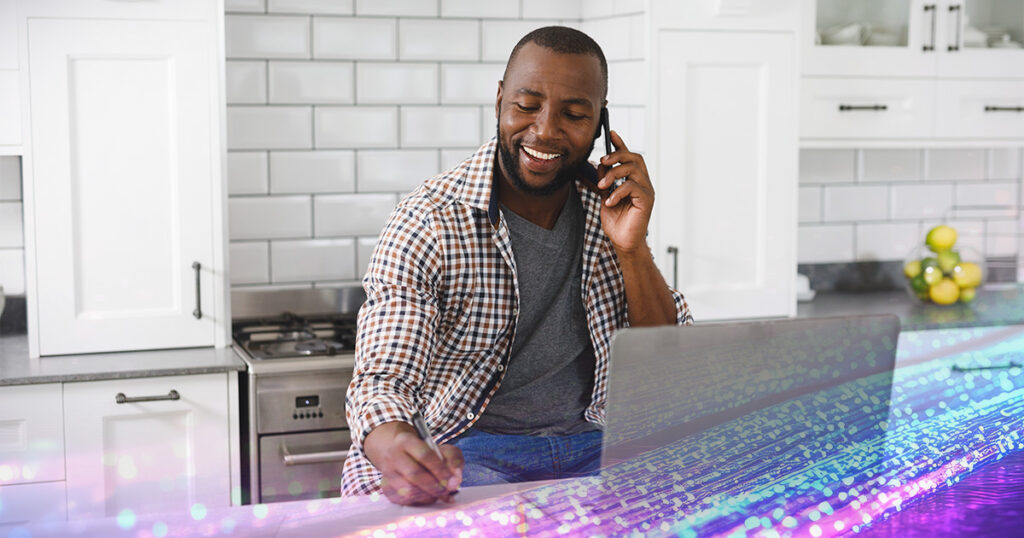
left=346, top=204, right=442, bottom=450
left=669, top=287, right=695, bottom=326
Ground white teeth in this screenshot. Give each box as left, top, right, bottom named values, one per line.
left=523, top=146, right=560, bottom=160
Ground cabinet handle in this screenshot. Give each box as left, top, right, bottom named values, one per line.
left=281, top=446, right=350, bottom=466
left=985, top=106, right=1024, bottom=113
left=947, top=5, right=962, bottom=52
left=666, top=246, right=679, bottom=289
left=192, top=261, right=202, bottom=319
left=116, top=390, right=180, bottom=404
left=923, top=4, right=937, bottom=52
left=839, top=104, right=888, bottom=112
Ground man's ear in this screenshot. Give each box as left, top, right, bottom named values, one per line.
left=495, top=80, right=503, bottom=120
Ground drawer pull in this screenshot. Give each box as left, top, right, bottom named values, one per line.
left=985, top=106, right=1024, bottom=113
left=839, top=104, right=888, bottom=112
left=922, top=4, right=937, bottom=52
left=116, top=390, right=180, bottom=404
left=192, top=261, right=202, bottom=319
left=281, top=446, right=349, bottom=466
left=666, top=246, right=679, bottom=289
left=947, top=5, right=961, bottom=52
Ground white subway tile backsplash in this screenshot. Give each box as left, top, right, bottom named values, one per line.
left=523, top=0, right=581, bottom=19
left=606, top=106, right=645, bottom=152
left=919, top=219, right=985, bottom=254
left=614, top=0, right=645, bottom=15
left=861, top=149, right=920, bottom=182
left=799, top=149, right=856, bottom=184
left=823, top=185, right=887, bottom=222
left=607, top=61, right=645, bottom=106
left=581, top=17, right=633, bottom=61
left=269, top=61, right=354, bottom=104
left=402, top=107, right=482, bottom=148
left=268, top=0, right=353, bottom=15
left=314, top=17, right=397, bottom=60
left=225, top=0, right=265, bottom=13
left=271, top=239, right=356, bottom=282
left=357, top=237, right=379, bottom=279
left=229, top=195, right=312, bottom=239
left=226, top=61, right=267, bottom=104
left=229, top=242, right=270, bottom=284
left=956, top=181, right=1019, bottom=215
left=0, top=249, right=25, bottom=295
left=481, top=20, right=555, bottom=62
left=227, top=106, right=313, bottom=149
left=989, top=148, right=1022, bottom=181
left=441, top=0, right=518, bottom=18
left=0, top=202, right=22, bottom=248
left=797, top=224, right=854, bottom=263
left=270, top=150, right=355, bottom=193
left=581, top=0, right=614, bottom=19
left=481, top=106, right=497, bottom=140
left=226, top=15, right=311, bottom=59
left=798, top=187, right=821, bottom=224
left=890, top=184, right=953, bottom=220
left=356, top=63, right=439, bottom=104
left=986, top=219, right=1019, bottom=257
left=441, top=63, right=503, bottom=105
left=441, top=148, right=477, bottom=171
left=315, top=106, right=399, bottom=148
left=0, top=157, right=20, bottom=200
left=399, top=19, right=479, bottom=61
left=227, top=152, right=269, bottom=195
left=356, top=0, right=437, bottom=16
left=357, top=150, right=438, bottom=192
left=926, top=148, right=986, bottom=181
left=315, top=193, right=396, bottom=236
left=855, top=222, right=919, bottom=261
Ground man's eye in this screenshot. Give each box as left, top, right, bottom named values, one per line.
left=516, top=103, right=539, bottom=112
left=565, top=112, right=587, bottom=121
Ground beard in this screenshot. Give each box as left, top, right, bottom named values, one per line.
left=496, top=124, right=596, bottom=197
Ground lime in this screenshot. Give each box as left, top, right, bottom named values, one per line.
left=929, top=278, right=960, bottom=305
left=910, top=274, right=929, bottom=294
left=926, top=225, right=957, bottom=252
left=936, top=250, right=960, bottom=274
left=953, top=262, right=983, bottom=289
left=921, top=257, right=939, bottom=271
left=960, top=287, right=976, bottom=303
left=903, top=260, right=922, bottom=279
left=922, top=265, right=943, bottom=286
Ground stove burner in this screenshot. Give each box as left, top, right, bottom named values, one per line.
left=233, top=311, right=358, bottom=360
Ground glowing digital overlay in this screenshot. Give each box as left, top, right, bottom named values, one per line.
left=3, top=325, right=1022, bottom=537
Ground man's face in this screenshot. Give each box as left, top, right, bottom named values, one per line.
left=495, top=42, right=604, bottom=196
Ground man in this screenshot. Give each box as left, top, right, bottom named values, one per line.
left=343, top=26, right=694, bottom=505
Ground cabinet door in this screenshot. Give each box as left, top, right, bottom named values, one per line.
left=28, top=19, right=217, bottom=355
left=0, top=383, right=64, bottom=485
left=801, top=77, right=936, bottom=140
left=935, top=0, right=1024, bottom=78
left=0, top=481, right=67, bottom=528
left=655, top=31, right=797, bottom=320
left=935, top=80, right=1024, bottom=138
left=63, top=374, right=231, bottom=519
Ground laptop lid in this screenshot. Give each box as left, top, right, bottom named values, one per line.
left=600, top=314, right=900, bottom=468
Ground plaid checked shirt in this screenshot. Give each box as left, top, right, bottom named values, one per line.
left=342, top=138, right=694, bottom=496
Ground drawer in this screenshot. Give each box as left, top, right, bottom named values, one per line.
left=0, top=384, right=64, bottom=485
left=259, top=430, right=350, bottom=503
left=801, top=78, right=935, bottom=140
left=0, top=481, right=67, bottom=527
left=16, top=0, right=213, bottom=19
left=935, top=80, right=1024, bottom=139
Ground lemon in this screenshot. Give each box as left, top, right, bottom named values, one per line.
left=929, top=278, right=960, bottom=305
left=936, top=249, right=960, bottom=275
left=922, top=265, right=943, bottom=286
left=926, top=225, right=957, bottom=252
left=960, top=287, right=976, bottom=303
left=903, top=260, right=922, bottom=279
left=953, top=262, right=983, bottom=289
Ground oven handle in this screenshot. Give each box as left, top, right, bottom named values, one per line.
left=281, top=445, right=350, bottom=466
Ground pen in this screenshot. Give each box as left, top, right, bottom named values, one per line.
left=410, top=411, right=457, bottom=500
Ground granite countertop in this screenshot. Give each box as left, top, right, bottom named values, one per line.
left=0, top=335, right=246, bottom=386
left=797, top=283, right=1024, bottom=331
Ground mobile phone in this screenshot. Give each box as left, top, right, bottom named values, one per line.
left=582, top=108, right=613, bottom=189
left=600, top=107, right=612, bottom=156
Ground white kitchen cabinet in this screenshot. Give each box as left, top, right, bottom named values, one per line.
left=19, top=4, right=230, bottom=356
left=63, top=374, right=233, bottom=520
left=0, top=481, right=67, bottom=529
left=0, top=0, right=19, bottom=153
left=801, top=78, right=936, bottom=140
left=934, top=80, right=1024, bottom=138
left=0, top=383, right=64, bottom=486
left=653, top=30, right=798, bottom=320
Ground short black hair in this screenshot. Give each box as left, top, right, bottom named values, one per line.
left=504, top=26, right=608, bottom=99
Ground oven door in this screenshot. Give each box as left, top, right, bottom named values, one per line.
left=259, top=429, right=351, bottom=503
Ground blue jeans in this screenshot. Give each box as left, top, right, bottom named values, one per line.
left=449, top=429, right=604, bottom=487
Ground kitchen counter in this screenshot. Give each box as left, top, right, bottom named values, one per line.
left=0, top=335, right=246, bottom=386
left=797, top=283, right=1024, bottom=331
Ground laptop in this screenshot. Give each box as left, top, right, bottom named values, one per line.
left=599, top=314, right=901, bottom=468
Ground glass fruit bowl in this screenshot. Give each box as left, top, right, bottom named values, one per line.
left=902, top=244, right=986, bottom=306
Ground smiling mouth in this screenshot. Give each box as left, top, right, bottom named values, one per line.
left=522, top=145, right=561, bottom=161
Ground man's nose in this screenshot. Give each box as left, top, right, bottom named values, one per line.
left=532, top=107, right=560, bottom=139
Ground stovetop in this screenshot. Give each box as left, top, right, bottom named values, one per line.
left=233, top=312, right=358, bottom=360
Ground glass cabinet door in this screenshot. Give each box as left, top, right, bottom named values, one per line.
left=803, top=0, right=938, bottom=77
left=937, top=0, right=1024, bottom=78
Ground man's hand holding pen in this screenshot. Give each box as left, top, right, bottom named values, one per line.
left=362, top=417, right=464, bottom=506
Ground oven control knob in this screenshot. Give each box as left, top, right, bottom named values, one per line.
left=292, top=413, right=297, bottom=420
left=318, top=411, right=324, bottom=418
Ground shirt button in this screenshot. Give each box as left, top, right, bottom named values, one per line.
left=496, top=364, right=504, bottom=372
left=467, top=412, right=475, bottom=420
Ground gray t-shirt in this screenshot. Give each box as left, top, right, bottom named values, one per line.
left=473, top=189, right=599, bottom=436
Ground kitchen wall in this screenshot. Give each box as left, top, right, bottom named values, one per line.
left=225, top=0, right=647, bottom=290
left=798, top=148, right=1023, bottom=277
left=0, top=156, right=22, bottom=296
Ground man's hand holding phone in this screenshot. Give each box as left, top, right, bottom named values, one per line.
left=595, top=128, right=656, bottom=257
left=363, top=421, right=464, bottom=505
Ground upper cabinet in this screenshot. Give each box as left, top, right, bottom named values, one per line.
left=0, top=0, right=20, bottom=152
left=802, top=0, right=1024, bottom=145
left=17, top=0, right=230, bottom=356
